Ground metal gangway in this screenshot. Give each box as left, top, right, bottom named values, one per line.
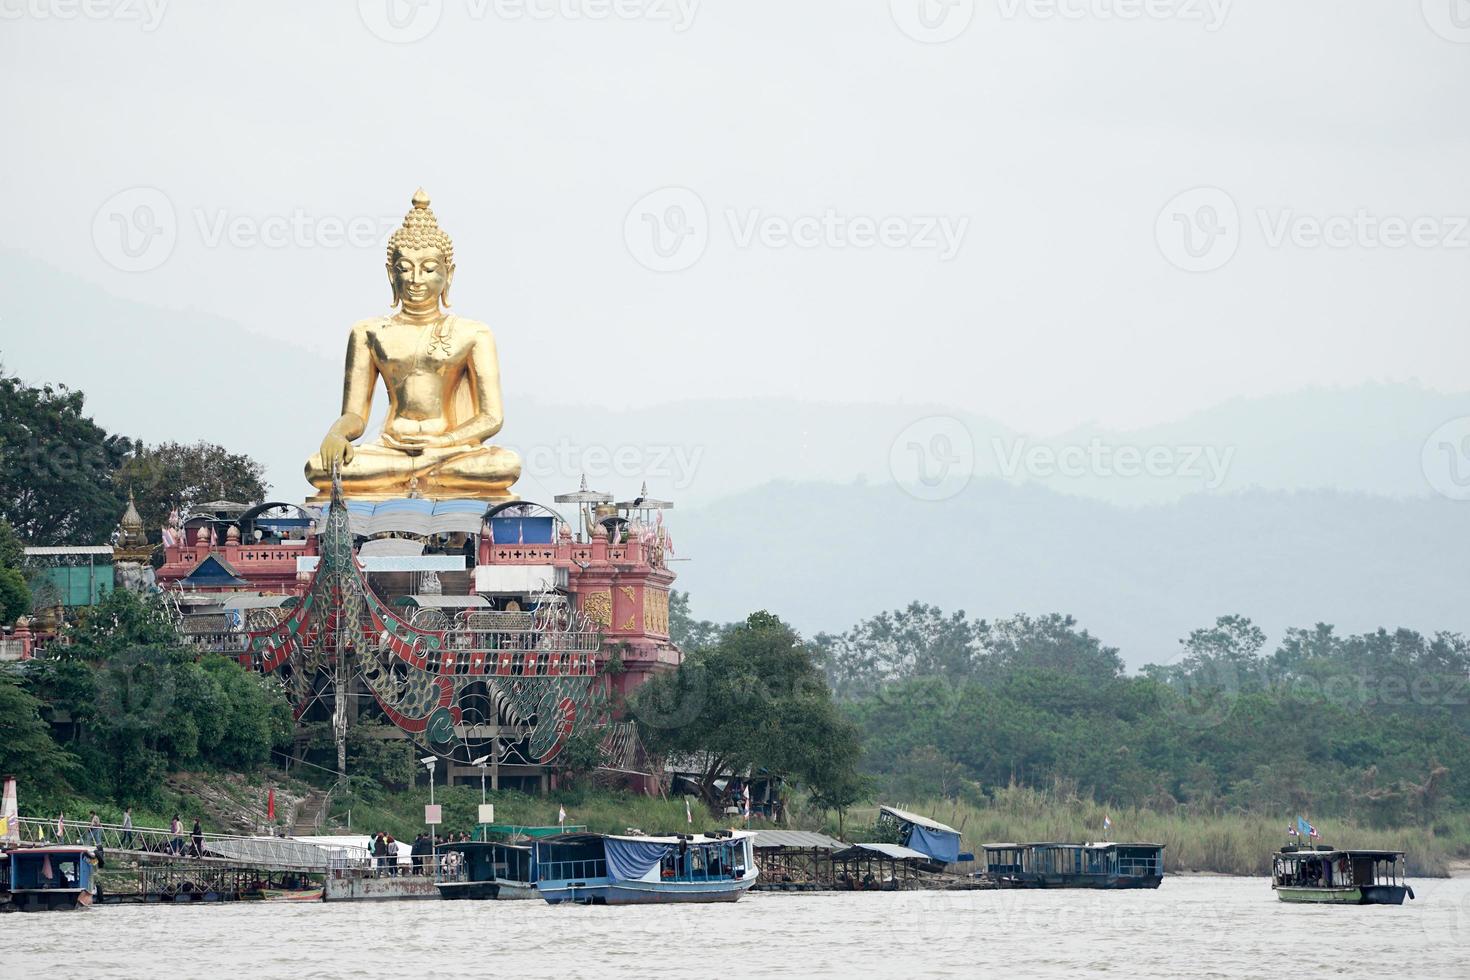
left=12, top=817, right=370, bottom=872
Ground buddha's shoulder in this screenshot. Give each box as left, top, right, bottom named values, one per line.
left=447, top=315, right=495, bottom=337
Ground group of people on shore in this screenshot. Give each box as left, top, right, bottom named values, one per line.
left=368, top=829, right=476, bottom=876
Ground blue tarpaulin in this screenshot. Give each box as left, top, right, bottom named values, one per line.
left=906, top=823, right=961, bottom=864
left=604, top=839, right=671, bottom=881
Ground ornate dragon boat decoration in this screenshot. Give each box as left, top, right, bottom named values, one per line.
left=241, top=481, right=600, bottom=766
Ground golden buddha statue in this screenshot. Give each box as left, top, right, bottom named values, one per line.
left=304, top=190, right=521, bottom=502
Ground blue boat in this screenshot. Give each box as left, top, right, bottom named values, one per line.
left=3, top=845, right=98, bottom=911
left=533, top=831, right=758, bottom=905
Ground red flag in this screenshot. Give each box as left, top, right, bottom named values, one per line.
left=267, top=788, right=276, bottom=821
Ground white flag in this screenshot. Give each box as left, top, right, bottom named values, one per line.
left=685, top=798, right=692, bottom=825
left=558, top=805, right=567, bottom=826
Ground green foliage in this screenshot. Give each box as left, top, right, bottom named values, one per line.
left=0, top=518, right=24, bottom=569
left=115, top=440, right=269, bottom=534
left=0, top=671, right=80, bottom=795
left=0, top=369, right=136, bottom=545
left=20, top=588, right=293, bottom=807
left=633, top=610, right=864, bottom=810
left=668, top=589, right=729, bottom=651
left=0, top=566, right=30, bottom=623
left=557, top=726, right=606, bottom=787
left=834, top=604, right=1470, bottom=831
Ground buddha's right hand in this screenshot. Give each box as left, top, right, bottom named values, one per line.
left=319, top=433, right=355, bottom=469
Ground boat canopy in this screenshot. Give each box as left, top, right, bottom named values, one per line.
left=879, top=805, right=963, bottom=864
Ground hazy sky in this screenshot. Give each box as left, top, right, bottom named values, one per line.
left=3, top=1, right=1468, bottom=437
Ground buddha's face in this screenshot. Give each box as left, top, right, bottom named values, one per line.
left=388, top=246, right=453, bottom=313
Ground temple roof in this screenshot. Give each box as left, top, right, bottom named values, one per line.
left=181, top=554, right=249, bottom=588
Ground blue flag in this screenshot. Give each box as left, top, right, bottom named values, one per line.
left=1296, top=816, right=1313, bottom=839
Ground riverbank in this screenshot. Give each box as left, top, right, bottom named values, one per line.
left=829, top=787, right=1468, bottom=877
left=24, top=774, right=1466, bottom=878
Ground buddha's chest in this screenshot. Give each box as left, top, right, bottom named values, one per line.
left=367, top=320, right=470, bottom=379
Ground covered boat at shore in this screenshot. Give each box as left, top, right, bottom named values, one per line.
left=982, top=842, right=1165, bottom=889
left=533, top=831, right=757, bottom=905
left=1271, top=846, right=1413, bottom=905
left=437, top=841, right=536, bottom=900
left=3, top=845, right=98, bottom=911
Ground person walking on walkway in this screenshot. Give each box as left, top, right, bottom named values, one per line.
left=192, top=818, right=204, bottom=858
left=88, top=811, right=102, bottom=847
left=170, top=815, right=184, bottom=855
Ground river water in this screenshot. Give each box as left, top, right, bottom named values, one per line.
left=3, top=876, right=1468, bottom=978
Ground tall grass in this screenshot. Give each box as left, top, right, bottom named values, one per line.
left=814, top=785, right=1459, bottom=877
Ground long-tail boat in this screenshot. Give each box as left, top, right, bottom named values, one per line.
left=1271, top=845, right=1414, bottom=905
left=533, top=831, right=758, bottom=905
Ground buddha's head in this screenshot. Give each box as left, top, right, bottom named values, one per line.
left=387, top=188, right=455, bottom=314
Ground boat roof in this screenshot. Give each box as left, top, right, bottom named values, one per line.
left=539, top=831, right=755, bottom=846
left=983, top=841, right=1165, bottom=849
left=1277, top=847, right=1404, bottom=858
left=879, top=805, right=961, bottom=836
left=4, top=845, right=96, bottom=856
left=833, top=842, right=932, bottom=862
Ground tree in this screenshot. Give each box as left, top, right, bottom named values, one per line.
left=632, top=611, right=864, bottom=808
left=0, top=566, right=29, bottom=624
left=0, top=518, right=24, bottom=568
left=668, top=590, right=729, bottom=652
left=0, top=672, right=79, bottom=796
left=816, top=602, right=982, bottom=700
left=0, top=369, right=136, bottom=544
left=557, top=726, right=607, bottom=789
left=115, top=441, right=269, bottom=533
